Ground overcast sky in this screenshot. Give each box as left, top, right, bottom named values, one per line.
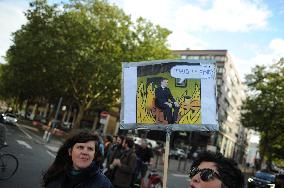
left=1, top=0, right=284, bottom=80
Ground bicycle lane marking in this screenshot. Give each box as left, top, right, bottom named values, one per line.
left=171, top=173, right=190, bottom=181
left=46, top=150, right=56, bottom=158
left=16, top=123, right=44, bottom=144
left=16, top=140, right=32, bottom=149
left=16, top=123, right=58, bottom=159
left=16, top=124, right=33, bottom=139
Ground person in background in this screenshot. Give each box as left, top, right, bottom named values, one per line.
left=276, top=174, right=284, bottom=188
left=105, top=135, right=125, bottom=182
left=111, top=137, right=137, bottom=188
left=112, top=135, right=117, bottom=145
left=104, top=134, right=113, bottom=163
left=0, top=113, right=8, bottom=146
left=188, top=151, right=244, bottom=188
left=92, top=130, right=105, bottom=170
left=136, top=139, right=154, bottom=187
left=42, top=131, right=113, bottom=188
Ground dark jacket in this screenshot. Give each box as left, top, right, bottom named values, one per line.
left=45, top=163, right=113, bottom=188
left=107, top=144, right=123, bottom=168
left=155, top=86, right=176, bottom=109
left=112, top=149, right=137, bottom=188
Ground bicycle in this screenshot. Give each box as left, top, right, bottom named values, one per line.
left=132, top=160, right=163, bottom=188
left=0, top=144, right=19, bottom=180
left=146, top=168, right=163, bottom=188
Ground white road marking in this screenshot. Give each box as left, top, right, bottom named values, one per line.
left=172, top=173, right=191, bottom=181
left=16, top=124, right=33, bottom=139
left=16, top=140, right=32, bottom=149
left=171, top=173, right=188, bottom=177
left=45, top=145, right=59, bottom=153
left=47, top=150, right=56, bottom=158
left=17, top=124, right=39, bottom=132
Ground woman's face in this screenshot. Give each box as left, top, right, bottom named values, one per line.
left=69, top=141, right=96, bottom=170
left=189, top=162, right=223, bottom=188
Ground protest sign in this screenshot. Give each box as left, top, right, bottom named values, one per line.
left=121, top=59, right=218, bottom=131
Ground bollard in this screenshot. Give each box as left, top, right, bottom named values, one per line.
left=183, top=158, right=188, bottom=172
left=46, top=131, right=52, bottom=143
left=177, top=157, right=182, bottom=171
left=155, top=154, right=159, bottom=169
left=43, top=130, right=48, bottom=140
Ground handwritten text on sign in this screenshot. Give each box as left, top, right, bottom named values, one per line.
left=170, top=65, right=215, bottom=83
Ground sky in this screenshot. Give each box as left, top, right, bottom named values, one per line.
left=1, top=0, right=284, bottom=81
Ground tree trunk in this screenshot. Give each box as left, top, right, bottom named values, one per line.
left=267, top=136, right=273, bottom=171
left=72, top=101, right=92, bottom=130
left=73, top=106, right=84, bottom=130
left=267, top=150, right=272, bottom=171
left=92, top=113, right=99, bottom=130
left=262, top=129, right=270, bottom=170
left=24, top=100, right=31, bottom=118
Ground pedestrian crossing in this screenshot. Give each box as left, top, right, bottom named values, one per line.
left=16, top=140, right=32, bottom=149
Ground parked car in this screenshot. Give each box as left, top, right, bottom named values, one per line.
left=170, top=148, right=187, bottom=159
left=247, top=171, right=276, bottom=188
left=176, top=149, right=187, bottom=159
left=0, top=112, right=4, bottom=123
left=132, top=136, right=158, bottom=148
left=3, top=113, right=18, bottom=125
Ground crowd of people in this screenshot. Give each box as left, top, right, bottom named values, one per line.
left=41, top=130, right=284, bottom=188
left=41, top=130, right=154, bottom=188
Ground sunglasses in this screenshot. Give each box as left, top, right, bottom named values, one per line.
left=189, top=167, right=221, bottom=182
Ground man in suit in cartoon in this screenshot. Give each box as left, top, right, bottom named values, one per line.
left=155, top=78, right=180, bottom=124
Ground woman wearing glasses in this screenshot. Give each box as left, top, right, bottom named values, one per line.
left=188, top=151, right=244, bottom=188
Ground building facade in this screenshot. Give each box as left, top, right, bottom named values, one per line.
left=172, top=50, right=247, bottom=162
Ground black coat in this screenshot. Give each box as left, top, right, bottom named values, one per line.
left=45, top=163, right=113, bottom=188
left=155, top=86, right=176, bottom=109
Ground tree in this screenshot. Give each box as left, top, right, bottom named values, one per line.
left=0, top=0, right=173, bottom=129
left=1, top=0, right=67, bottom=102
left=241, top=58, right=284, bottom=169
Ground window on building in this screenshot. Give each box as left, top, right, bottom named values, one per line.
left=217, top=79, right=222, bottom=86
left=217, top=66, right=225, bottom=74
left=228, top=127, right=232, bottom=133
left=224, top=98, right=230, bottom=108
left=227, top=90, right=232, bottom=99
left=217, top=87, right=222, bottom=98
left=227, top=115, right=233, bottom=122
left=232, top=95, right=237, bottom=104
left=215, top=56, right=226, bottom=61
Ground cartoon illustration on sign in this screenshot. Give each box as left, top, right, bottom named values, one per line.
left=136, top=62, right=213, bottom=125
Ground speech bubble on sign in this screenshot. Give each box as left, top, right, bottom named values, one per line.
left=170, top=65, right=214, bottom=83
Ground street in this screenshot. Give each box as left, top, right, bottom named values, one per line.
left=0, top=123, right=55, bottom=188
left=0, top=122, right=190, bottom=188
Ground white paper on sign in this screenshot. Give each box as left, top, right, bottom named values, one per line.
left=123, top=66, right=137, bottom=124
left=170, top=65, right=214, bottom=83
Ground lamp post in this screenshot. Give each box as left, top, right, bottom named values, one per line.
left=43, top=97, right=62, bottom=142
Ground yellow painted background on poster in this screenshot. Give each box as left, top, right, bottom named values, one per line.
left=136, top=73, right=201, bottom=125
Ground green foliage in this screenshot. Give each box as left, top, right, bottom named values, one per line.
left=241, top=58, right=284, bottom=168
left=0, top=0, right=172, bottom=128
